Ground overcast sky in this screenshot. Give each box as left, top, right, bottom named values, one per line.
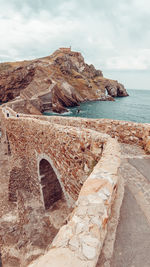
left=0, top=0, right=150, bottom=89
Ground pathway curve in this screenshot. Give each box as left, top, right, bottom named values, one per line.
left=111, top=144, right=150, bottom=267
left=1, top=141, right=150, bottom=267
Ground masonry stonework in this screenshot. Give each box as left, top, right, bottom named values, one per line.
left=30, top=115, right=150, bottom=149
left=0, top=106, right=150, bottom=267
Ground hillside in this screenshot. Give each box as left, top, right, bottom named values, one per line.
left=0, top=48, right=128, bottom=113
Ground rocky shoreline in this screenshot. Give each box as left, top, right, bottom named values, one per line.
left=0, top=47, right=128, bottom=115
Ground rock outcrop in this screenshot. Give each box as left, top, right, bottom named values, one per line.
left=0, top=48, right=128, bottom=113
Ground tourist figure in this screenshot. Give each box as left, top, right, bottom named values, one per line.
left=77, top=107, right=80, bottom=114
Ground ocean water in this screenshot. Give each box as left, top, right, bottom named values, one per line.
left=44, top=89, right=150, bottom=123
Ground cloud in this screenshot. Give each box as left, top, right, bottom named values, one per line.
left=0, top=0, right=150, bottom=78
left=106, top=49, right=150, bottom=70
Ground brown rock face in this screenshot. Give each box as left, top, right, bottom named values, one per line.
left=0, top=65, right=35, bottom=102
left=0, top=48, right=129, bottom=113
left=105, top=81, right=129, bottom=97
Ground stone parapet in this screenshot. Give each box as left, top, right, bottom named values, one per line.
left=21, top=115, right=150, bottom=152
left=0, top=107, right=122, bottom=266
left=45, top=116, right=150, bottom=148
left=2, top=115, right=107, bottom=206
left=9, top=113, right=150, bottom=150
left=28, top=138, right=121, bottom=267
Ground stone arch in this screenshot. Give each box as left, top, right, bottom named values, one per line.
left=39, top=158, right=63, bottom=210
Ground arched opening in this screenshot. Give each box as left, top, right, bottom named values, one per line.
left=39, top=159, right=63, bottom=210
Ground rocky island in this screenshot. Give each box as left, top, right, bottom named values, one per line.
left=0, top=47, right=128, bottom=114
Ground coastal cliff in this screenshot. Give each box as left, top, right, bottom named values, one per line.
left=0, top=48, right=128, bottom=113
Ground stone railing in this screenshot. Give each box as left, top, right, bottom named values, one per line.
left=40, top=116, right=150, bottom=150
left=22, top=115, right=150, bottom=153
left=28, top=137, right=121, bottom=267
left=6, top=110, right=150, bottom=152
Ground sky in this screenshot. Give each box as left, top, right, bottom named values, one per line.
left=0, top=0, right=150, bottom=89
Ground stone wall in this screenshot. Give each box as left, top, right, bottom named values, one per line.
left=28, top=137, right=120, bottom=267
left=1, top=108, right=116, bottom=266
left=0, top=107, right=122, bottom=266
left=3, top=98, right=150, bottom=154
left=18, top=114, right=150, bottom=151
left=4, top=115, right=106, bottom=206
left=47, top=116, right=150, bottom=148
left=5, top=106, right=150, bottom=266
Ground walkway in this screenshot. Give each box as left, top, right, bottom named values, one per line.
left=1, top=141, right=150, bottom=267
left=111, top=144, right=150, bottom=267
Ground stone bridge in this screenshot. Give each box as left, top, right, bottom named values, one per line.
left=1, top=107, right=108, bottom=207
left=0, top=106, right=150, bottom=267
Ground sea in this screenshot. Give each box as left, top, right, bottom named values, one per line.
left=44, top=89, right=150, bottom=124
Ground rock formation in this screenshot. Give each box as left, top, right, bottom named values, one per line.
left=0, top=47, right=128, bottom=113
